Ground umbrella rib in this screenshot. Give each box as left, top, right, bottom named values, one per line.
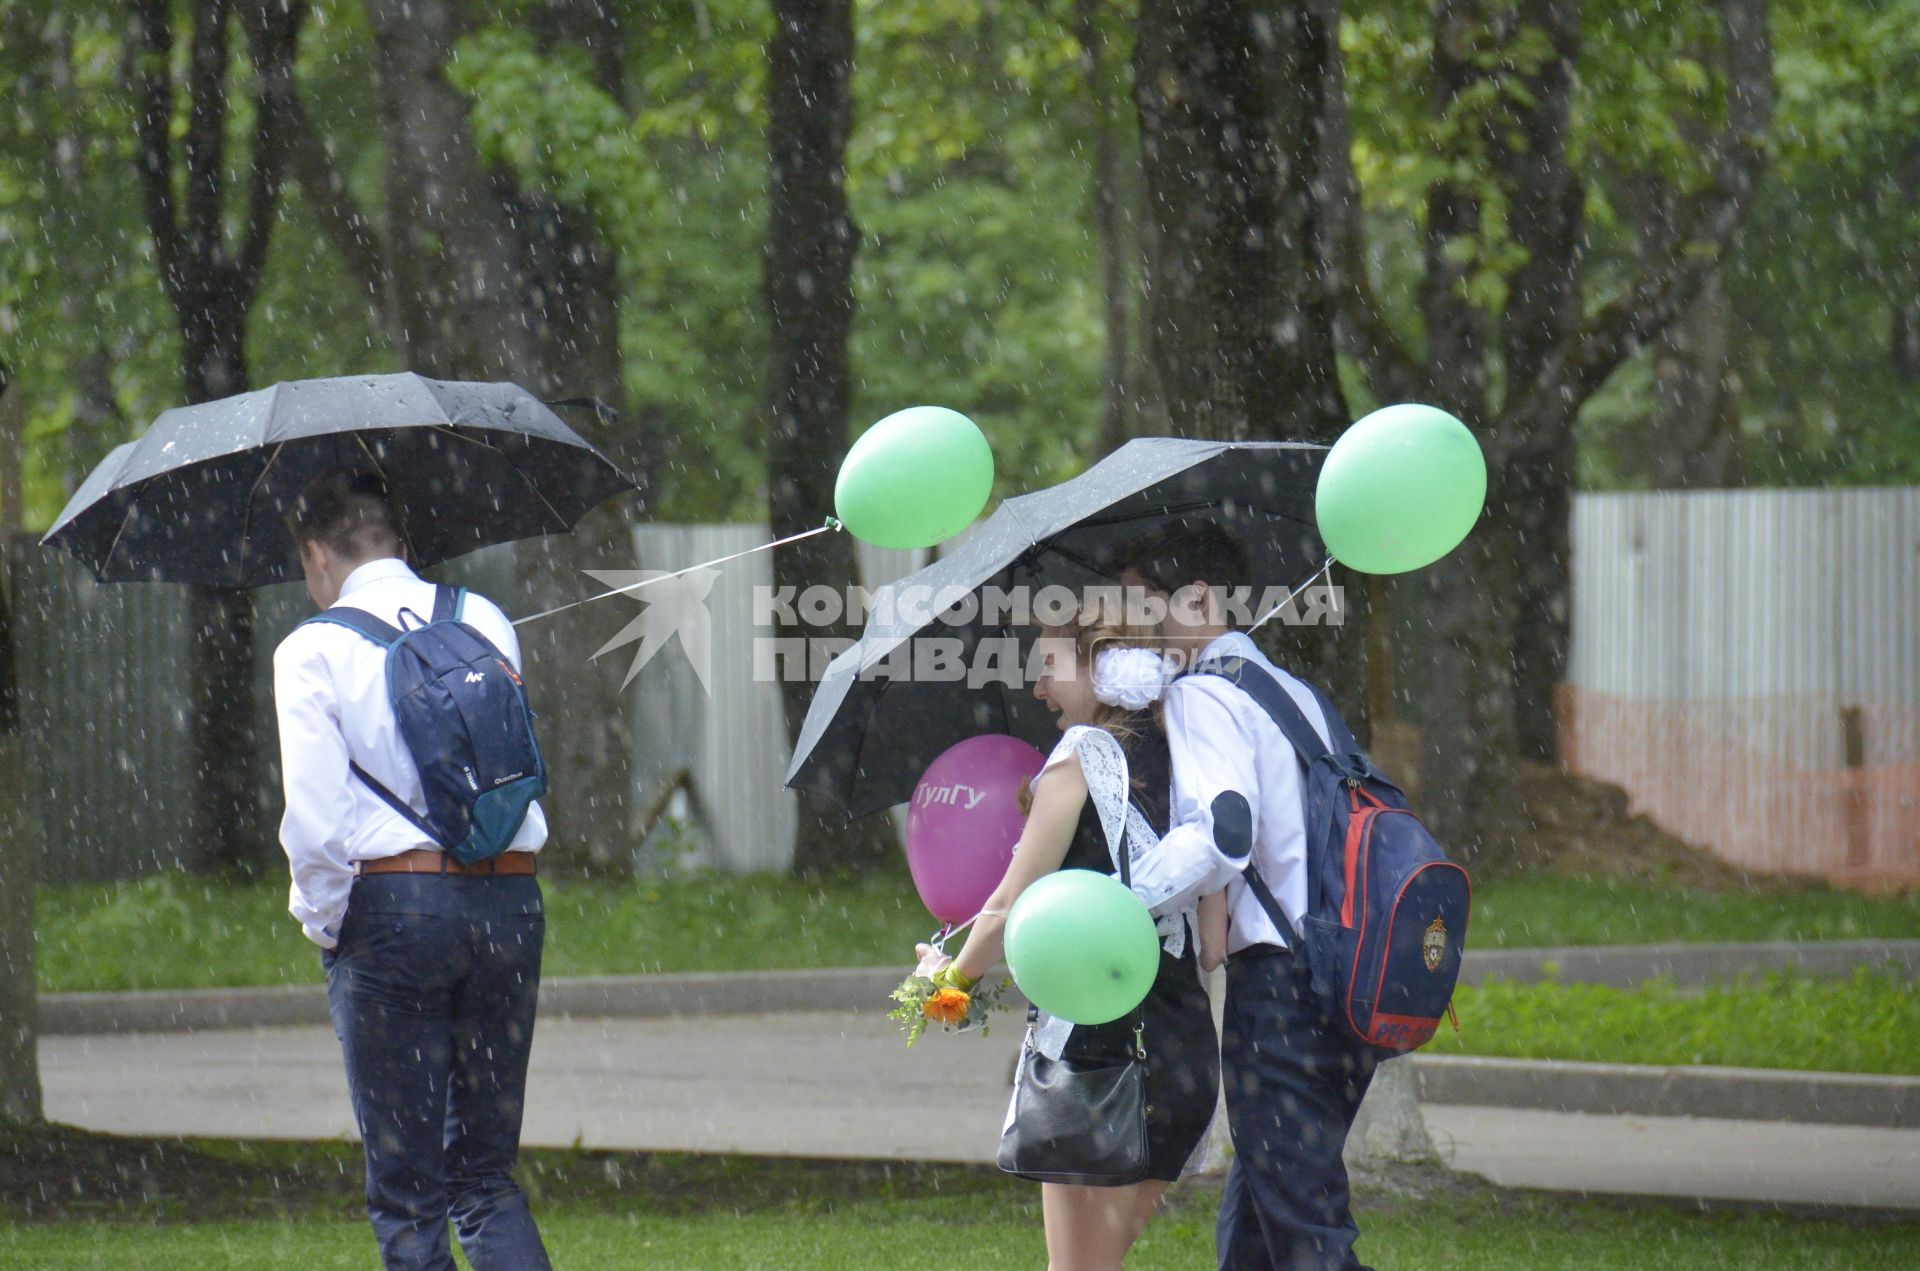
left=1024, top=536, right=1121, bottom=584
left=426, top=425, right=572, bottom=530
left=349, top=433, right=425, bottom=566
left=844, top=674, right=893, bottom=817
left=96, top=494, right=142, bottom=581
left=234, top=442, right=287, bottom=585
left=350, top=432, right=392, bottom=483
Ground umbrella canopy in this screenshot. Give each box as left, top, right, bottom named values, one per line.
left=784, top=436, right=1327, bottom=817
left=41, top=373, right=635, bottom=588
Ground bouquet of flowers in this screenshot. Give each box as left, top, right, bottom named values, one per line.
left=887, top=942, right=1011, bottom=1046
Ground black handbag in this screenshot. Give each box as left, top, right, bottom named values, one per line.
left=996, top=800, right=1152, bottom=1186
left=995, top=1011, right=1149, bottom=1185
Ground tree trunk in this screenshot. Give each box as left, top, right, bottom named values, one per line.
left=1344, top=1055, right=1435, bottom=1170
left=1134, top=0, right=1364, bottom=727
left=1133, top=0, right=1428, bottom=1171
left=1894, top=143, right=1920, bottom=383
left=1075, top=0, right=1133, bottom=456
left=1412, top=0, right=1510, bottom=860
left=1326, top=0, right=1770, bottom=1173
left=1497, top=0, right=1581, bottom=766
left=507, top=3, right=642, bottom=874
left=0, top=371, right=19, bottom=535
left=365, top=0, right=533, bottom=380
left=1134, top=0, right=1342, bottom=442
left=1271, top=0, right=1366, bottom=735
left=1648, top=271, right=1746, bottom=489
left=0, top=535, right=39, bottom=1125
left=0, top=739, right=37, bottom=1126
left=766, top=0, right=897, bottom=877
left=184, top=322, right=262, bottom=875
left=509, top=192, right=641, bottom=873
left=359, top=0, right=645, bottom=872
left=132, top=0, right=304, bottom=877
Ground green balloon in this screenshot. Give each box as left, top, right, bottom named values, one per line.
left=1315, top=403, right=1487, bottom=574
left=835, top=406, right=994, bottom=549
left=1004, top=869, right=1160, bottom=1026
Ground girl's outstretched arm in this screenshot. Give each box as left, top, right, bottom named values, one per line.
left=936, top=755, right=1089, bottom=984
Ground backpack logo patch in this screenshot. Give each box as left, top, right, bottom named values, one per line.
left=464, top=671, right=485, bottom=684
left=1423, top=917, right=1447, bottom=972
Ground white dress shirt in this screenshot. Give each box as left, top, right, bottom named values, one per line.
left=273, top=557, right=547, bottom=948
left=1127, top=631, right=1330, bottom=954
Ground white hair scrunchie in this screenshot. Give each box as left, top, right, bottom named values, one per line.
left=1091, top=647, right=1173, bottom=710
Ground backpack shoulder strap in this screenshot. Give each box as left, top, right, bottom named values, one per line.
left=1191, top=656, right=1339, bottom=769
left=430, top=585, right=467, bottom=624
left=1186, top=655, right=1357, bottom=950
left=1239, top=861, right=1293, bottom=940
left=302, top=606, right=403, bottom=647
left=347, top=761, right=447, bottom=847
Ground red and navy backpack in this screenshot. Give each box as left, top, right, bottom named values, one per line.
left=1193, top=657, right=1471, bottom=1053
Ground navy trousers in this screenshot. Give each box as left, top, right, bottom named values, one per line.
left=324, top=873, right=551, bottom=1271
left=1217, top=948, right=1380, bottom=1271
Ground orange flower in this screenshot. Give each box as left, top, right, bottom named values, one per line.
left=922, top=986, right=971, bottom=1026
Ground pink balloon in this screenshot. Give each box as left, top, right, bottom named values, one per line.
left=905, top=734, right=1047, bottom=924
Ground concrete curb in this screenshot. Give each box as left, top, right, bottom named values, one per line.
left=36, top=967, right=912, bottom=1036
left=41, top=939, right=1916, bottom=1037
left=36, top=946, right=1920, bottom=1131
left=1412, top=1055, right=1920, bottom=1129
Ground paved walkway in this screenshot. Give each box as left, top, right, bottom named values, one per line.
left=42, top=1011, right=1920, bottom=1213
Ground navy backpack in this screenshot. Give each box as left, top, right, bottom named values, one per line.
left=1193, top=657, right=1470, bottom=1053
left=305, top=585, right=547, bottom=865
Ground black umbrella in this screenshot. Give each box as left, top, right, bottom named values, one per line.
left=784, top=436, right=1327, bottom=817
left=40, top=373, right=635, bottom=588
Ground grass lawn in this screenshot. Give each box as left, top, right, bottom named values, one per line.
left=1465, top=876, right=1920, bottom=949
left=10, top=1200, right=1920, bottom=1270
left=4, top=1135, right=1917, bottom=1270
left=1434, top=966, right=1920, bottom=1075
left=36, top=870, right=1920, bottom=994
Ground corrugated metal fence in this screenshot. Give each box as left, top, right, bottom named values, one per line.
left=13, top=492, right=1917, bottom=887
left=5, top=528, right=923, bottom=884
left=4, top=536, right=521, bottom=883
left=1561, top=489, right=1920, bottom=888
left=622, top=526, right=926, bottom=875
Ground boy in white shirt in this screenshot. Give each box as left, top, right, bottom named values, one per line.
left=1115, top=521, right=1379, bottom=1271
left=275, top=469, right=551, bottom=1271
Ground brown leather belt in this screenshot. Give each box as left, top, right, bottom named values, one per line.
left=355, top=848, right=537, bottom=878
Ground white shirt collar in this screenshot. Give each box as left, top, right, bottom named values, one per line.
left=1198, top=630, right=1256, bottom=664
left=337, top=557, right=417, bottom=600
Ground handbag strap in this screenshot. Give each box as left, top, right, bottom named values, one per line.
left=1023, top=727, right=1153, bottom=1048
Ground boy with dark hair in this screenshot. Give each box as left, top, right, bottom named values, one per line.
left=284, top=469, right=404, bottom=565
left=1114, top=519, right=1380, bottom=1271
left=276, top=468, right=552, bottom=1271
left=1106, top=519, right=1250, bottom=613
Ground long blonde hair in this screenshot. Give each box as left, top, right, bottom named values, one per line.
left=1018, top=599, right=1163, bottom=814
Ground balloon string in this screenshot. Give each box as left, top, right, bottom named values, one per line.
left=1247, top=555, right=1336, bottom=633
left=511, top=517, right=843, bottom=627
left=929, top=918, right=968, bottom=952
left=927, top=910, right=991, bottom=955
